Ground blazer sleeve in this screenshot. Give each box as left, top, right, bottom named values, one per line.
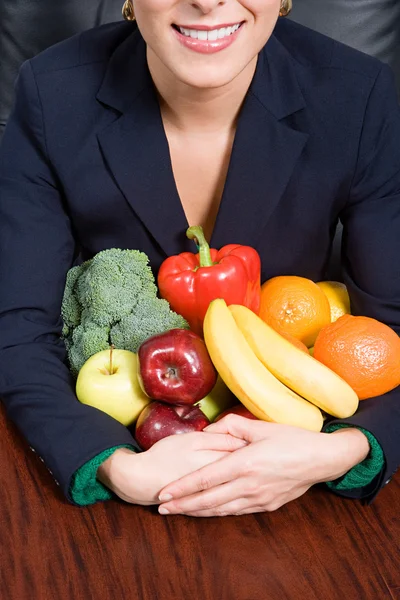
left=323, top=63, right=400, bottom=503
left=0, top=60, right=139, bottom=504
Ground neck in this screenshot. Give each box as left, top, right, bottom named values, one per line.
left=147, top=50, right=258, bottom=134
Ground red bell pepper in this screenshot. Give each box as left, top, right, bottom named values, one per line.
left=158, top=226, right=261, bottom=336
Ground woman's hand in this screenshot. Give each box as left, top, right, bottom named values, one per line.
left=157, top=415, right=370, bottom=517
left=97, top=430, right=247, bottom=505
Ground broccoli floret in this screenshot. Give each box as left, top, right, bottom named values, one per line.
left=62, top=264, right=85, bottom=330
left=61, top=260, right=92, bottom=342
left=68, top=322, right=110, bottom=377
left=74, top=249, right=157, bottom=328
left=110, top=296, right=189, bottom=353
left=61, top=248, right=189, bottom=377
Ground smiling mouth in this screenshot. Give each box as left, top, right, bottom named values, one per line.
left=172, top=22, right=244, bottom=41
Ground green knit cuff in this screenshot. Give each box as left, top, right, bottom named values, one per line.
left=70, top=444, right=136, bottom=506
left=324, top=425, right=384, bottom=490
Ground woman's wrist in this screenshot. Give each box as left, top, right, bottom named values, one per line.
left=96, top=447, right=157, bottom=505
left=315, top=429, right=370, bottom=484
left=97, top=447, right=138, bottom=488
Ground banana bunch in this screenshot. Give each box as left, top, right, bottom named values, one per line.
left=203, top=300, right=359, bottom=432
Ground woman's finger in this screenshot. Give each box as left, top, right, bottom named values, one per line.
left=203, top=413, right=273, bottom=442
left=148, top=431, right=247, bottom=456
left=176, top=499, right=267, bottom=518
left=181, top=485, right=312, bottom=517
left=194, top=431, right=248, bottom=452
left=158, top=447, right=243, bottom=502
left=158, top=478, right=246, bottom=515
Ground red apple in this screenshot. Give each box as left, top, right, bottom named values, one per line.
left=138, top=329, right=217, bottom=405
left=215, top=404, right=259, bottom=422
left=134, top=401, right=210, bottom=450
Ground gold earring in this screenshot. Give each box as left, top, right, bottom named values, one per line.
left=122, top=0, right=135, bottom=21
left=279, top=0, right=292, bottom=17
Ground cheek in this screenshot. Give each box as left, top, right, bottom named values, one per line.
left=134, top=0, right=172, bottom=45
left=134, top=0, right=172, bottom=11
left=241, top=0, right=280, bottom=18
left=134, top=0, right=173, bottom=27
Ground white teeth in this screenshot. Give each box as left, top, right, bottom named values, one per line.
left=208, top=29, right=218, bottom=41
left=178, top=23, right=241, bottom=41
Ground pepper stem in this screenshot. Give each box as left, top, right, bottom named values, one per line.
left=186, top=226, right=214, bottom=267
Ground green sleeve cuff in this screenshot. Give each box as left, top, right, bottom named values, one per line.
left=324, top=424, right=384, bottom=491
left=69, top=444, right=136, bottom=506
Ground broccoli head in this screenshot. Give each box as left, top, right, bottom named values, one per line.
left=61, top=248, right=189, bottom=377
left=110, top=296, right=189, bottom=353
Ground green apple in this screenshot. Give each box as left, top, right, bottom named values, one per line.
left=76, top=348, right=151, bottom=426
left=195, top=376, right=237, bottom=422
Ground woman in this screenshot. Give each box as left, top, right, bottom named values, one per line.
left=0, top=0, right=399, bottom=516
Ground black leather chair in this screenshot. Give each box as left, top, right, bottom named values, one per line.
left=1, top=0, right=399, bottom=278
left=290, top=0, right=400, bottom=97
left=0, top=0, right=123, bottom=141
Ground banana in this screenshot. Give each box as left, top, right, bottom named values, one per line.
left=203, top=299, right=324, bottom=432
left=229, top=304, right=359, bottom=419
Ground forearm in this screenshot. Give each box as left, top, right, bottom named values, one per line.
left=0, top=341, right=138, bottom=502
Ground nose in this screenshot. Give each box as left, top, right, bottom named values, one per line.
left=190, top=0, right=227, bottom=14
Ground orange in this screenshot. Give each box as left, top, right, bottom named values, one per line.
left=316, top=281, right=351, bottom=322
left=279, top=331, right=309, bottom=354
left=314, top=314, right=400, bottom=400
left=259, top=276, right=331, bottom=347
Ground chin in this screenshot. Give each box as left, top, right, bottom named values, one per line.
left=180, top=72, right=239, bottom=90
left=173, top=60, right=252, bottom=90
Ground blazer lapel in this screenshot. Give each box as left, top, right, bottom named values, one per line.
left=96, top=27, right=190, bottom=257
left=211, top=37, right=309, bottom=249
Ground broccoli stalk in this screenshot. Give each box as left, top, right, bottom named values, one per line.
left=61, top=248, right=189, bottom=377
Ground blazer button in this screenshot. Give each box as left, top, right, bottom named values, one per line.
left=29, top=446, right=36, bottom=453
left=385, top=477, right=392, bottom=486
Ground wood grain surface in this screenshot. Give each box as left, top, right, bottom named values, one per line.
left=0, top=403, right=399, bottom=600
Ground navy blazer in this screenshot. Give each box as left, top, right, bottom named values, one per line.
left=0, top=18, right=399, bottom=505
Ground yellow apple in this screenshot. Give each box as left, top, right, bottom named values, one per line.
left=76, top=348, right=151, bottom=426
left=195, top=376, right=236, bottom=422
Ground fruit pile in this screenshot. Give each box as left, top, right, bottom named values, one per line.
left=70, top=229, right=400, bottom=449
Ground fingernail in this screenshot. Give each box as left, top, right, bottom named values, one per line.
left=159, top=493, right=173, bottom=502
left=158, top=507, right=170, bottom=515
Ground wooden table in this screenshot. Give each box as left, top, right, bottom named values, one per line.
left=1, top=403, right=399, bottom=600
